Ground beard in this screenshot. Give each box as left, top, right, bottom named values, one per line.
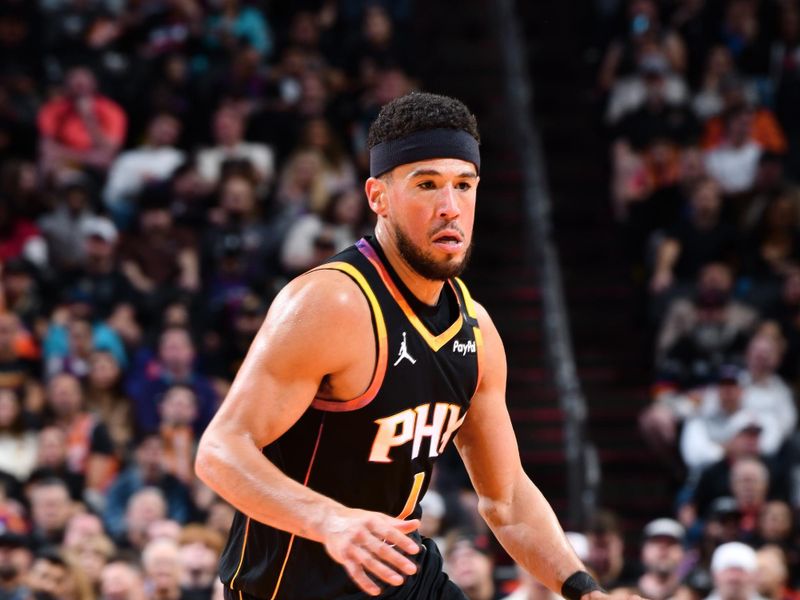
left=394, top=222, right=472, bottom=281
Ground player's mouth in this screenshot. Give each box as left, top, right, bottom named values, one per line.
left=431, top=229, right=464, bottom=253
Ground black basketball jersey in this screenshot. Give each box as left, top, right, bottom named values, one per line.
left=219, top=237, right=483, bottom=599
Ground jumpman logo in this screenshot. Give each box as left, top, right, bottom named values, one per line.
left=393, top=331, right=417, bottom=366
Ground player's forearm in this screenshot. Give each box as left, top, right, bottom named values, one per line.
left=195, top=428, right=343, bottom=543
left=479, top=474, right=584, bottom=594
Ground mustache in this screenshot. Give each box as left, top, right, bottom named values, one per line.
left=430, top=223, right=465, bottom=238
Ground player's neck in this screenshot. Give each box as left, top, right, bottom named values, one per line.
left=374, top=229, right=445, bottom=307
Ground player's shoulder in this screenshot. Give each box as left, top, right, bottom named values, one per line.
left=266, top=267, right=371, bottom=329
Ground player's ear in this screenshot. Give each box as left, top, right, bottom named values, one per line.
left=365, top=176, right=389, bottom=216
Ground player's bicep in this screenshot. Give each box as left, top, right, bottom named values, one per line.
left=206, top=271, right=366, bottom=448
left=454, top=303, right=522, bottom=504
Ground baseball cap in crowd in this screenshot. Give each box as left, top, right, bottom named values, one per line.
left=717, top=364, right=740, bottom=384
left=0, top=517, right=30, bottom=549
left=82, top=217, right=118, bottom=244
left=708, top=496, right=741, bottom=520
left=724, top=411, right=763, bottom=440
left=643, top=518, right=685, bottom=543
left=710, top=542, right=757, bottom=573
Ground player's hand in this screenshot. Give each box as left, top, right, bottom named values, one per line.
left=320, top=508, right=421, bottom=596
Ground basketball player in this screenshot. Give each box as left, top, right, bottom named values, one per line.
left=196, top=93, right=630, bottom=600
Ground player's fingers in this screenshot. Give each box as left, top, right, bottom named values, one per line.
left=393, top=518, right=421, bottom=534
left=375, top=522, right=420, bottom=556
left=368, top=537, right=418, bottom=576
left=343, top=561, right=382, bottom=597
left=361, top=553, right=405, bottom=587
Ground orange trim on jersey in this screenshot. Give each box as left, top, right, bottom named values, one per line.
left=357, top=240, right=463, bottom=352
left=397, top=472, right=426, bottom=519
left=270, top=419, right=326, bottom=600
left=309, top=262, right=388, bottom=413
left=229, top=518, right=251, bottom=590
left=454, top=278, right=484, bottom=396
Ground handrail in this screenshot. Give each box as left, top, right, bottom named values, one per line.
left=490, top=0, right=599, bottom=527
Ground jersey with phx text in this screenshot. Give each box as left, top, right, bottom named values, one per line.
left=219, top=237, right=483, bottom=599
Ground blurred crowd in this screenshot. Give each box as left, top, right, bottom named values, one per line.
left=590, top=0, right=800, bottom=600
left=0, top=0, right=448, bottom=598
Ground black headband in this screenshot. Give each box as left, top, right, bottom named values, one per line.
left=369, top=128, right=480, bottom=178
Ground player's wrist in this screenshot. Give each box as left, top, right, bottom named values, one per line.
left=561, top=571, right=603, bottom=600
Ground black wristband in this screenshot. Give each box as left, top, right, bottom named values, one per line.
left=561, top=571, right=603, bottom=600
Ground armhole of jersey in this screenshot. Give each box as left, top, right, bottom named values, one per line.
left=454, top=277, right=484, bottom=397
left=309, top=261, right=388, bottom=412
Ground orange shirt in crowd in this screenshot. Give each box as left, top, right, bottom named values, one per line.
left=702, top=109, right=788, bottom=154
left=37, top=95, right=127, bottom=151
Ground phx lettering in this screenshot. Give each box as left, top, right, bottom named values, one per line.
left=369, top=403, right=467, bottom=463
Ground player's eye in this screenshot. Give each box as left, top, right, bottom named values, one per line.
left=417, top=180, right=436, bottom=190
left=456, top=181, right=472, bottom=191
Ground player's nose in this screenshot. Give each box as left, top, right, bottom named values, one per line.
left=437, top=185, right=461, bottom=220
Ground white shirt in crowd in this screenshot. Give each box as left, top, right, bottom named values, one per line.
left=103, top=146, right=186, bottom=209
left=740, top=372, right=797, bottom=442
left=704, top=141, right=762, bottom=194
left=196, top=142, right=275, bottom=185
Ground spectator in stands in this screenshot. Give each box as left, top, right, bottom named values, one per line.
left=501, top=569, right=556, bottom=600
left=637, top=518, right=686, bottom=600
left=585, top=510, right=641, bottom=589
left=706, top=542, right=762, bottom=600
left=177, top=524, right=223, bottom=597
left=104, top=433, right=191, bottom=542
left=158, top=384, right=197, bottom=485
left=202, top=172, right=284, bottom=294
left=119, top=197, right=200, bottom=311
left=0, top=312, right=41, bottom=415
left=103, top=112, right=185, bottom=228
left=117, top=487, right=169, bottom=552
left=0, top=203, right=47, bottom=270
left=0, top=257, right=46, bottom=332
left=204, top=0, right=273, bottom=60
left=597, top=0, right=687, bottom=92
left=28, top=477, right=73, bottom=548
left=274, top=148, right=329, bottom=212
left=704, top=106, right=765, bottom=195
left=100, top=560, right=147, bottom=600
left=197, top=106, right=274, bottom=187
left=680, top=377, right=782, bottom=471
left=754, top=546, right=796, bottom=600
left=772, top=1, right=800, bottom=179
left=742, top=189, right=800, bottom=289
left=740, top=333, right=796, bottom=446
left=142, top=537, right=183, bottom=600
left=280, top=188, right=366, bottom=274
left=56, top=216, right=141, bottom=346
left=84, top=350, right=133, bottom=459
left=37, top=171, right=98, bottom=272
left=26, top=548, right=72, bottom=599
left=701, top=91, right=786, bottom=158
left=730, top=456, right=771, bottom=534
left=0, top=387, right=37, bottom=483
left=31, top=426, right=84, bottom=501
left=680, top=418, right=770, bottom=527
left=444, top=532, right=499, bottom=600
left=126, top=326, right=217, bottom=436
left=693, top=50, right=758, bottom=121
left=753, top=501, right=794, bottom=548
left=37, top=66, right=127, bottom=175
left=650, top=177, right=740, bottom=295
left=62, top=511, right=104, bottom=551
left=0, top=521, right=33, bottom=600
left=65, top=532, right=114, bottom=595
left=45, top=316, right=99, bottom=380
left=297, top=117, right=358, bottom=196
left=46, top=373, right=117, bottom=500
left=654, top=262, right=757, bottom=389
